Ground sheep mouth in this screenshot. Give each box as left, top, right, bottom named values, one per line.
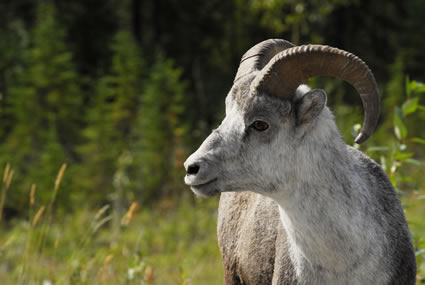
left=190, top=178, right=219, bottom=197
left=191, top=178, right=217, bottom=188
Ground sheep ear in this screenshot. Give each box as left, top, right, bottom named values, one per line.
left=294, top=89, right=327, bottom=126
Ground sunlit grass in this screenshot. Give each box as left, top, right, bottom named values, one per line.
left=0, top=165, right=223, bottom=284
left=0, top=199, right=223, bottom=284
left=404, top=190, right=425, bottom=284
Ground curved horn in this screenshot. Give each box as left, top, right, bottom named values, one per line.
left=234, top=39, right=295, bottom=83
left=251, top=45, right=380, bottom=144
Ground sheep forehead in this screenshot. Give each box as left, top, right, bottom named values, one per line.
left=226, top=81, right=292, bottom=123
left=226, top=77, right=253, bottom=113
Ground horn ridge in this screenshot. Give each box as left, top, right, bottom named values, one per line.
left=234, top=39, right=295, bottom=83
left=251, top=44, right=380, bottom=143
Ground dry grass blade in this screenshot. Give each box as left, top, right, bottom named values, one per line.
left=94, top=204, right=110, bottom=221
left=54, top=164, right=67, bottom=191
left=50, top=163, right=67, bottom=209
left=32, top=206, right=45, bottom=226
left=54, top=235, right=61, bottom=249
left=145, top=265, right=154, bottom=282
left=103, top=254, right=113, bottom=266
left=3, top=163, right=10, bottom=184
left=0, top=165, right=14, bottom=221
left=93, top=215, right=112, bottom=233
left=30, top=184, right=36, bottom=206
left=121, top=202, right=140, bottom=225
left=5, top=170, right=14, bottom=189
left=37, top=164, right=67, bottom=246
left=98, top=254, right=114, bottom=282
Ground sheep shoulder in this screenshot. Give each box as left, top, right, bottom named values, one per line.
left=347, top=146, right=417, bottom=284
left=218, top=191, right=297, bottom=284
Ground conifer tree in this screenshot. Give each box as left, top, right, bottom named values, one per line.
left=1, top=1, right=82, bottom=207
left=79, top=30, right=144, bottom=202
left=0, top=18, right=28, bottom=143
left=131, top=55, right=187, bottom=202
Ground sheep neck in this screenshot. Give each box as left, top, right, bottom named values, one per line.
left=269, top=135, right=384, bottom=283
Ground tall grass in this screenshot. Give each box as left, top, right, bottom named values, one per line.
left=0, top=164, right=222, bottom=284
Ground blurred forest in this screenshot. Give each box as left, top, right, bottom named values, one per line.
left=1, top=0, right=424, bottom=211
left=0, top=0, right=425, bottom=283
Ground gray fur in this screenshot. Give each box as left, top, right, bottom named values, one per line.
left=184, top=77, right=416, bottom=284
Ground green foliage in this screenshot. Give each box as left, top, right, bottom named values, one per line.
left=78, top=30, right=144, bottom=203
left=377, top=78, right=425, bottom=190
left=0, top=1, right=82, bottom=208
left=363, top=78, right=425, bottom=282
left=245, top=0, right=352, bottom=43
left=0, top=16, right=28, bottom=142
left=131, top=56, right=187, bottom=202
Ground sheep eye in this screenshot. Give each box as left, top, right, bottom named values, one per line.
left=251, top=120, right=269, bottom=132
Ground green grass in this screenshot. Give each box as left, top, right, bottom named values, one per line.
left=404, top=191, right=425, bottom=283
left=0, top=196, right=223, bottom=284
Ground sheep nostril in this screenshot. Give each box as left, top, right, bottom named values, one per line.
left=187, top=164, right=200, bottom=175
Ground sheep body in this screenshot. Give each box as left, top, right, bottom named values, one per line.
left=184, top=40, right=417, bottom=284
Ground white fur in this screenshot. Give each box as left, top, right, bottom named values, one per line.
left=259, top=106, right=388, bottom=284
left=185, top=84, right=415, bottom=284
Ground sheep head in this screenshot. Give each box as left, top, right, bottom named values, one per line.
left=184, top=39, right=380, bottom=197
